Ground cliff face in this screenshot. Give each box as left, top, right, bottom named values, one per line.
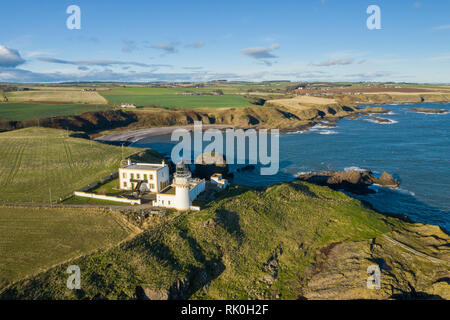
left=2, top=181, right=448, bottom=300
left=305, top=224, right=450, bottom=299
left=0, top=103, right=387, bottom=134
left=0, top=109, right=137, bottom=133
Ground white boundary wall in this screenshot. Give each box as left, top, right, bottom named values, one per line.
left=74, top=191, right=141, bottom=205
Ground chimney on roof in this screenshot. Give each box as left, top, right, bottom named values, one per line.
left=127, top=158, right=131, bottom=166
left=162, top=159, right=165, bottom=165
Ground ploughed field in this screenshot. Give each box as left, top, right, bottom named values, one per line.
left=0, top=127, right=139, bottom=203
left=5, top=89, right=107, bottom=104
left=0, top=206, right=139, bottom=290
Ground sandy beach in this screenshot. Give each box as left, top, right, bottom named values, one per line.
left=94, top=124, right=234, bottom=144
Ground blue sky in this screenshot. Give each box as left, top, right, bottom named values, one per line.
left=0, top=0, right=449, bottom=83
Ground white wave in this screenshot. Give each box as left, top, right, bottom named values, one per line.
left=396, top=188, right=415, bottom=196
left=415, top=111, right=449, bottom=115
left=364, top=118, right=398, bottom=125
left=287, top=130, right=306, bottom=134
left=318, top=130, right=338, bottom=135
left=310, top=124, right=330, bottom=130
left=344, top=166, right=367, bottom=172
left=295, top=171, right=313, bottom=176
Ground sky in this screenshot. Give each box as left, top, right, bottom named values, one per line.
left=0, top=0, right=449, bottom=83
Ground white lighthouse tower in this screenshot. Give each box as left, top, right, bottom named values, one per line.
left=174, top=161, right=191, bottom=211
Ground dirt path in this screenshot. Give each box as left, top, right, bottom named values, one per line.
left=0, top=202, right=157, bottom=211
left=382, top=235, right=449, bottom=266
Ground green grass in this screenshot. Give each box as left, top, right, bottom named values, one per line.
left=100, top=88, right=255, bottom=109
left=0, top=206, right=138, bottom=290
left=0, top=103, right=112, bottom=121
left=0, top=127, right=140, bottom=203
left=0, top=181, right=398, bottom=300
left=90, top=178, right=123, bottom=196
left=61, top=177, right=128, bottom=205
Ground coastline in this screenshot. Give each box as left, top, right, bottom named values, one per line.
left=94, top=124, right=234, bottom=145
left=94, top=105, right=394, bottom=144
left=96, top=101, right=450, bottom=233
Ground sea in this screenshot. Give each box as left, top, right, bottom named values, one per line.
left=131, top=103, right=450, bottom=231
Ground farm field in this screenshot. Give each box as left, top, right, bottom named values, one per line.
left=0, top=102, right=112, bottom=121
left=0, top=127, right=141, bottom=203
left=6, top=89, right=108, bottom=104
left=268, top=95, right=337, bottom=109
left=100, top=87, right=255, bottom=108
left=0, top=206, right=139, bottom=289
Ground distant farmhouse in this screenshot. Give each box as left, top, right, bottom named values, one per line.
left=120, top=103, right=142, bottom=109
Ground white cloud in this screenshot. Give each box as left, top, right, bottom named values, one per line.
left=150, top=43, right=179, bottom=54
left=37, top=57, right=170, bottom=68
left=429, top=54, right=450, bottom=61
left=347, top=71, right=391, bottom=79
left=185, top=41, right=204, bottom=48
left=312, top=58, right=365, bottom=67
left=240, top=44, right=280, bottom=59
left=0, top=67, right=241, bottom=83
left=0, top=45, right=26, bottom=68
left=433, top=24, right=450, bottom=31
left=240, top=44, right=280, bottom=66
left=122, top=39, right=137, bottom=53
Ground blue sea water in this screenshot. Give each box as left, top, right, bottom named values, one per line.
left=131, top=103, right=450, bottom=231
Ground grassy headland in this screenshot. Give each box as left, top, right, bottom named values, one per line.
left=2, top=182, right=448, bottom=300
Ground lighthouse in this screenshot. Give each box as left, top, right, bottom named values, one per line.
left=173, top=161, right=191, bottom=211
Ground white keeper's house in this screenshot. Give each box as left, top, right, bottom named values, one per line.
left=119, top=159, right=170, bottom=193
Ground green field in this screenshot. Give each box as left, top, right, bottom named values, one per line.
left=0, top=127, right=140, bottom=203
left=0, top=103, right=112, bottom=121
left=0, top=206, right=138, bottom=289
left=100, top=88, right=255, bottom=108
